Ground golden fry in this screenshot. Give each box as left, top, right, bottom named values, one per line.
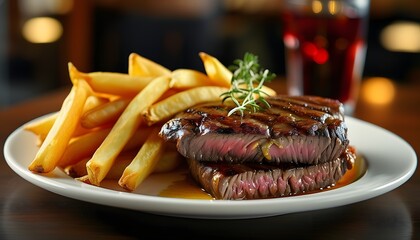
left=60, top=126, right=154, bottom=169
left=24, top=113, right=57, bottom=141
left=64, top=158, right=90, bottom=178
left=65, top=148, right=182, bottom=179
left=235, top=84, right=277, bottom=98
left=74, top=175, right=90, bottom=183
left=122, top=127, right=154, bottom=151
left=104, top=153, right=134, bottom=180
left=84, top=95, right=110, bottom=112
left=157, top=88, right=180, bottom=101
left=118, top=127, right=164, bottom=191
left=58, top=128, right=111, bottom=168
left=69, top=62, right=155, bottom=96
left=86, top=75, right=171, bottom=186
left=170, top=69, right=214, bottom=89
left=25, top=95, right=110, bottom=142
left=144, top=86, right=228, bottom=125
left=153, top=149, right=183, bottom=173
left=68, top=62, right=82, bottom=84
left=128, top=53, right=171, bottom=77
left=85, top=72, right=154, bottom=97
left=199, top=52, right=232, bottom=88
left=81, top=98, right=130, bottom=129
left=65, top=152, right=133, bottom=179
left=28, top=80, right=91, bottom=173
left=259, top=85, right=277, bottom=97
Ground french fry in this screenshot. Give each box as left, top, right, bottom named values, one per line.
left=58, top=127, right=111, bottom=168
left=26, top=116, right=95, bottom=145
left=59, top=126, right=154, bottom=169
left=199, top=52, right=277, bottom=96
left=153, top=149, right=183, bottom=173
left=69, top=62, right=154, bottom=96
left=68, top=62, right=82, bottom=84
left=122, top=127, right=154, bottom=151
left=118, top=127, right=164, bottom=191
left=259, top=85, right=277, bottom=97
left=86, top=75, right=171, bottom=186
left=235, top=84, right=277, bottom=98
left=144, top=86, right=228, bottom=125
left=103, top=151, right=135, bottom=180
left=84, top=72, right=155, bottom=97
left=28, top=79, right=92, bottom=173
left=157, top=88, right=180, bottom=101
left=24, top=113, right=57, bottom=142
left=128, top=52, right=171, bottom=77
left=199, top=52, right=232, bottom=88
left=199, top=52, right=276, bottom=98
left=84, top=95, right=110, bottom=112
left=81, top=97, right=130, bottom=129
left=65, top=152, right=133, bottom=179
left=74, top=175, right=90, bottom=183
left=65, top=148, right=182, bottom=179
left=24, top=95, right=109, bottom=141
left=64, top=158, right=90, bottom=178
left=170, top=69, right=214, bottom=89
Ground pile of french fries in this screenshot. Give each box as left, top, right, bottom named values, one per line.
left=25, top=52, right=276, bottom=192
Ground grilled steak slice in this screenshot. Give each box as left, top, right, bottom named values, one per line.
left=160, top=95, right=349, bottom=165
left=188, top=148, right=355, bottom=200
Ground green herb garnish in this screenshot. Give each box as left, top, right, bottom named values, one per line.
left=221, top=52, right=276, bottom=116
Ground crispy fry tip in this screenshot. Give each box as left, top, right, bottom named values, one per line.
left=86, top=162, right=101, bottom=186
left=118, top=174, right=136, bottom=191
left=28, top=165, right=45, bottom=173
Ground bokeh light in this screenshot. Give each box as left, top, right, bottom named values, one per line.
left=380, top=21, right=420, bottom=53
left=361, top=77, right=396, bottom=105
left=22, top=17, right=63, bottom=43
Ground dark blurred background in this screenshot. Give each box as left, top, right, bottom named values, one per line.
left=1, top=0, right=419, bottom=108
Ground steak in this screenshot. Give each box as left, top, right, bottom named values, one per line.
left=159, top=95, right=354, bottom=200
left=160, top=95, right=349, bottom=165
left=187, top=149, right=354, bottom=200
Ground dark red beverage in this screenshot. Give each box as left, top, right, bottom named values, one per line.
left=283, top=9, right=368, bottom=114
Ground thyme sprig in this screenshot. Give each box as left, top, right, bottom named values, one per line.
left=221, top=52, right=276, bottom=116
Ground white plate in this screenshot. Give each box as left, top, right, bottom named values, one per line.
left=3, top=115, right=417, bottom=219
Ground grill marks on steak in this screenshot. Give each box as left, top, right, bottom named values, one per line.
left=159, top=95, right=354, bottom=200
left=160, top=95, right=348, bottom=165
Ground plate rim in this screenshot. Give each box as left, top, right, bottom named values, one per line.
left=3, top=115, right=418, bottom=219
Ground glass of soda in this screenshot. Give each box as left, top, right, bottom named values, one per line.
left=282, top=0, right=370, bottom=115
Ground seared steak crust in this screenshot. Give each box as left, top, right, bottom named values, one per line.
left=160, top=95, right=348, bottom=165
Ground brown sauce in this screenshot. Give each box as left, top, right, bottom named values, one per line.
left=158, top=173, right=214, bottom=200
left=158, top=154, right=367, bottom=200
left=335, top=153, right=367, bottom=188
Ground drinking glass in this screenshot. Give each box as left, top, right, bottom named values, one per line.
left=282, top=0, right=370, bottom=115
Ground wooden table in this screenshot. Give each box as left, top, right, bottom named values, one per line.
left=1, top=80, right=419, bottom=239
